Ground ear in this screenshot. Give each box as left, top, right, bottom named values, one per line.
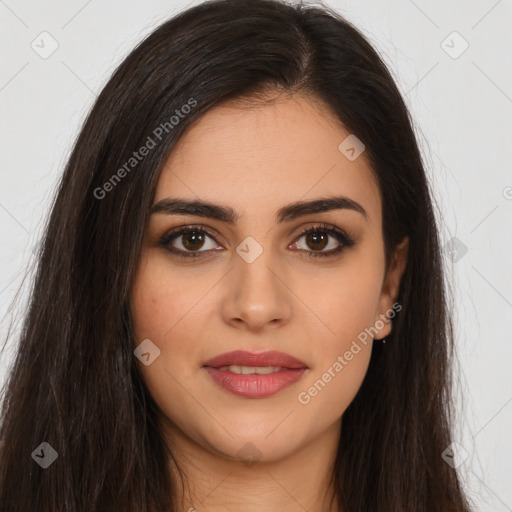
left=373, top=237, right=409, bottom=339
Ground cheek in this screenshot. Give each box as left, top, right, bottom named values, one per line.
left=296, top=288, right=376, bottom=421
left=294, top=258, right=382, bottom=416
left=130, top=255, right=204, bottom=425
left=130, top=256, right=192, bottom=386
left=304, top=257, right=383, bottom=350
left=130, top=250, right=218, bottom=378
left=296, top=345, right=372, bottom=427
left=130, top=252, right=197, bottom=342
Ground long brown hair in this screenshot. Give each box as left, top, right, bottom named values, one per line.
left=0, top=0, right=473, bottom=510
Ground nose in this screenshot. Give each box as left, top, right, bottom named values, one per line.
left=221, top=248, right=293, bottom=332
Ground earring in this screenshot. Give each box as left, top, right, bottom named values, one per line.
left=375, top=319, right=391, bottom=343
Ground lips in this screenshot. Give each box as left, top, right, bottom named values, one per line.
left=203, top=350, right=308, bottom=369
left=202, top=350, right=308, bottom=398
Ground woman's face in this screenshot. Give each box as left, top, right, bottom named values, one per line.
left=131, top=92, right=407, bottom=463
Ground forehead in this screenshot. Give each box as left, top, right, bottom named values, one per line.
left=155, top=92, right=381, bottom=227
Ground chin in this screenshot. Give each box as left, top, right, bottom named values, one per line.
left=199, top=422, right=308, bottom=463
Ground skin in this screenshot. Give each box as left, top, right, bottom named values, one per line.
left=131, top=91, right=408, bottom=512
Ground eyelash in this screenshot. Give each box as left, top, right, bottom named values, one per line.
left=158, top=223, right=356, bottom=259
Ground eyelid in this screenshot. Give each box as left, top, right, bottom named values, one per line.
left=290, top=223, right=356, bottom=256
left=158, top=222, right=355, bottom=258
left=158, top=224, right=223, bottom=252
left=157, top=223, right=224, bottom=252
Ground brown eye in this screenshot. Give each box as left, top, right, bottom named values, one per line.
left=159, top=226, right=221, bottom=258
left=292, top=224, right=356, bottom=258
left=304, top=231, right=329, bottom=251
left=181, top=230, right=207, bottom=251
left=159, top=223, right=356, bottom=260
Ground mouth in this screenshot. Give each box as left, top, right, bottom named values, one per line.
left=202, top=350, right=308, bottom=398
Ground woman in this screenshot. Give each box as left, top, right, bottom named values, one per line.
left=0, top=0, right=474, bottom=510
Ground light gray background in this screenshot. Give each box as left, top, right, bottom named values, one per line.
left=1, top=1, right=511, bottom=510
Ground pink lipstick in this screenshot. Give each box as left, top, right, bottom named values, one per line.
left=202, top=350, right=308, bottom=398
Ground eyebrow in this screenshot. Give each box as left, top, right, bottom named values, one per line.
left=150, top=195, right=368, bottom=224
